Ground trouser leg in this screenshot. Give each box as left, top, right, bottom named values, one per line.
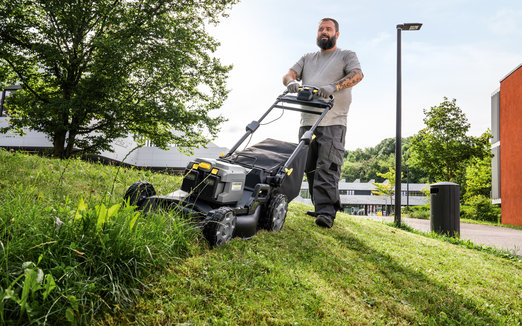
left=298, top=125, right=346, bottom=218
left=298, top=126, right=318, bottom=204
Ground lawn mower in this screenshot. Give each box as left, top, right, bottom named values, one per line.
left=123, top=86, right=334, bottom=246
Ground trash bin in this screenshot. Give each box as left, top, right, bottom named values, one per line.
left=430, top=182, right=460, bottom=237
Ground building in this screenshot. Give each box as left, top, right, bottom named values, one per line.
left=0, top=116, right=228, bottom=170
left=296, top=179, right=429, bottom=215
left=491, top=63, right=522, bottom=226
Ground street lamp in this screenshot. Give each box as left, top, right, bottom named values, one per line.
left=406, top=164, right=410, bottom=213
left=395, top=22, right=422, bottom=227
left=1, top=85, right=23, bottom=116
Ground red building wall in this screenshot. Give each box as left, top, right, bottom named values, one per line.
left=500, top=65, right=522, bottom=226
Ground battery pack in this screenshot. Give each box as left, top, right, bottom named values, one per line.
left=181, top=158, right=248, bottom=204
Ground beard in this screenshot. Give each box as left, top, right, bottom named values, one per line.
left=316, top=34, right=337, bottom=50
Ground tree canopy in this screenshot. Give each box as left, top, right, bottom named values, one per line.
left=407, top=98, right=491, bottom=183
left=0, top=0, right=238, bottom=157
left=342, top=137, right=428, bottom=184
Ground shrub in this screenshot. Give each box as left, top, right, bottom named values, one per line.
left=462, top=195, right=501, bottom=223
left=404, top=204, right=430, bottom=220
left=460, top=204, right=473, bottom=220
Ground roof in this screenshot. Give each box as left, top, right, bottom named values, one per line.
left=500, top=63, right=522, bottom=83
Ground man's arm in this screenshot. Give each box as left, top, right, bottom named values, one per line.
left=283, top=69, right=298, bottom=86
left=317, top=68, right=364, bottom=98
left=334, top=68, right=364, bottom=91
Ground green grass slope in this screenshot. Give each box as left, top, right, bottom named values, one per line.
left=127, top=202, right=521, bottom=325
left=0, top=150, right=194, bottom=324
left=0, top=150, right=520, bottom=325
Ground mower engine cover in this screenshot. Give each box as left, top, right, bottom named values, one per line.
left=181, top=158, right=248, bottom=204
left=227, top=138, right=308, bottom=202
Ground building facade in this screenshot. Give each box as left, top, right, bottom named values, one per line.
left=491, top=63, right=522, bottom=226
left=0, top=117, right=228, bottom=170
left=296, top=179, right=429, bottom=216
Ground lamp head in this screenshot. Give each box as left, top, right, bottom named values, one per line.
left=397, top=23, right=422, bottom=31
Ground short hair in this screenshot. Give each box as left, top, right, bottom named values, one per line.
left=320, top=18, right=339, bottom=33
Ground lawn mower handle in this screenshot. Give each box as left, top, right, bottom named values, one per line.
left=223, top=88, right=335, bottom=158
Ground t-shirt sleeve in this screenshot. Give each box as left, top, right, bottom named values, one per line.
left=290, top=55, right=306, bottom=80
left=343, top=51, right=361, bottom=75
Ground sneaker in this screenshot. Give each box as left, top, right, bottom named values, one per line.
left=315, top=214, right=334, bottom=228
left=306, top=211, right=319, bottom=217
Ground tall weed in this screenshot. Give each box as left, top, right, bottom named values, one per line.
left=0, top=149, right=194, bottom=324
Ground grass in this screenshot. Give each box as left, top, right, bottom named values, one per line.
left=459, top=218, right=522, bottom=231
left=119, top=202, right=521, bottom=325
left=1, top=149, right=521, bottom=325
left=0, top=149, right=196, bottom=324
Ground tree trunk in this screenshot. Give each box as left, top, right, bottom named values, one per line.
left=52, top=130, right=67, bottom=158
left=64, top=131, right=77, bottom=158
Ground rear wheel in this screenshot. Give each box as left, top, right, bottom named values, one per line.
left=260, top=193, right=288, bottom=231
left=203, top=207, right=236, bottom=247
left=124, top=181, right=156, bottom=208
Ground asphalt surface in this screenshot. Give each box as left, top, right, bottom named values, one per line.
left=354, top=215, right=522, bottom=257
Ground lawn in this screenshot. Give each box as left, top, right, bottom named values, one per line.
left=0, top=150, right=520, bottom=325
left=120, top=203, right=521, bottom=325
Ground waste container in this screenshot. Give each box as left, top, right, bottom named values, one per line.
left=430, top=182, right=460, bottom=237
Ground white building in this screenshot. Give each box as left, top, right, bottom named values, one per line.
left=0, top=116, right=228, bottom=170
left=296, top=179, right=429, bottom=215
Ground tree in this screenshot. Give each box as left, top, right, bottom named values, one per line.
left=408, top=98, right=491, bottom=183
left=371, top=168, right=401, bottom=215
left=341, top=137, right=428, bottom=183
left=0, top=0, right=238, bottom=158
left=463, top=154, right=492, bottom=202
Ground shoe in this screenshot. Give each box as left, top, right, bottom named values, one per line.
left=306, top=211, right=319, bottom=217
left=315, top=214, right=334, bottom=228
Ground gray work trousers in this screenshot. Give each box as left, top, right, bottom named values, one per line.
left=298, top=125, right=346, bottom=218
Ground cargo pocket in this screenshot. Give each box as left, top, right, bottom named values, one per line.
left=328, top=140, right=344, bottom=172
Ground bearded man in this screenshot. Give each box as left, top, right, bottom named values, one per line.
left=282, top=18, right=364, bottom=228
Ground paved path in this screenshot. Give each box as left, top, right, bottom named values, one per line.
left=354, top=215, right=522, bottom=257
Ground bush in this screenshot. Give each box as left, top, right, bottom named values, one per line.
left=404, top=204, right=430, bottom=219
left=462, top=195, right=500, bottom=223
left=460, top=204, right=473, bottom=220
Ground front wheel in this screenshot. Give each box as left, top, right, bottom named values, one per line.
left=123, top=181, right=156, bottom=208
left=260, top=193, right=288, bottom=232
left=203, top=207, right=237, bottom=247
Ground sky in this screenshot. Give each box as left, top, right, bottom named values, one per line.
left=207, top=0, right=522, bottom=151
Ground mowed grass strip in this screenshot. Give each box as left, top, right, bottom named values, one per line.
left=125, top=203, right=521, bottom=325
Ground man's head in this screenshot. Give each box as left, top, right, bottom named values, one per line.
left=316, top=18, right=339, bottom=51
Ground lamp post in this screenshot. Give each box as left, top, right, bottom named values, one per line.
left=0, top=85, right=23, bottom=116
left=395, top=23, right=422, bottom=227
left=406, top=164, right=410, bottom=212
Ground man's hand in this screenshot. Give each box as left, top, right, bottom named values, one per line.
left=317, top=84, right=336, bottom=98
left=286, top=80, right=300, bottom=93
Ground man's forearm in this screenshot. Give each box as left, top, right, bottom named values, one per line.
left=283, top=70, right=298, bottom=86
left=334, top=68, right=364, bottom=91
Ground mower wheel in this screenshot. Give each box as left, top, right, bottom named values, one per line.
left=203, top=207, right=237, bottom=247
left=124, top=181, right=156, bottom=208
left=261, top=193, right=288, bottom=231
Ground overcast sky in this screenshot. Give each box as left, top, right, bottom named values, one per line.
left=207, top=0, right=522, bottom=151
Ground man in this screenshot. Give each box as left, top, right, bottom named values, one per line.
left=282, top=18, right=363, bottom=228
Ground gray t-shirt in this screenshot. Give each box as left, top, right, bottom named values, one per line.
left=290, top=48, right=361, bottom=127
